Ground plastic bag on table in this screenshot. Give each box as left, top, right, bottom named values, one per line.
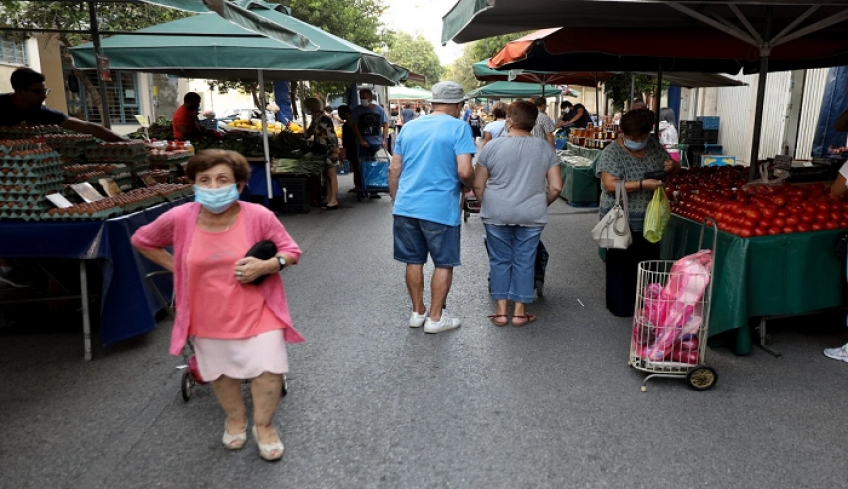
left=743, top=162, right=789, bottom=196
left=644, top=187, right=671, bottom=243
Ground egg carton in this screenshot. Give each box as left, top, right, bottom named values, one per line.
left=0, top=125, right=65, bottom=137
left=41, top=207, right=122, bottom=221
left=0, top=209, right=44, bottom=221
left=1, top=183, right=63, bottom=196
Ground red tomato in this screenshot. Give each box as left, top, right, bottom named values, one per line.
left=782, top=226, right=797, bottom=234
left=801, top=214, right=815, bottom=224
left=754, top=227, right=768, bottom=237
left=761, top=207, right=777, bottom=219
left=740, top=218, right=757, bottom=229
left=833, top=203, right=843, bottom=212
left=785, top=216, right=800, bottom=226
left=773, top=217, right=786, bottom=228
left=758, top=219, right=772, bottom=230
left=812, top=223, right=825, bottom=231
left=841, top=220, right=848, bottom=229
left=817, top=202, right=831, bottom=212
left=745, top=209, right=763, bottom=220
left=832, top=212, right=844, bottom=222
left=797, top=223, right=811, bottom=233
left=768, top=227, right=782, bottom=235
left=776, top=209, right=790, bottom=219
left=804, top=205, right=818, bottom=215
left=772, top=196, right=787, bottom=207
left=739, top=228, right=753, bottom=238
left=816, top=212, right=830, bottom=223
left=826, top=222, right=839, bottom=230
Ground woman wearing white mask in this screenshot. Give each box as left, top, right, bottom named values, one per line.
left=132, top=150, right=302, bottom=461
left=595, top=110, right=679, bottom=317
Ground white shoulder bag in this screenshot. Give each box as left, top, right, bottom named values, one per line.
left=592, top=180, right=632, bottom=249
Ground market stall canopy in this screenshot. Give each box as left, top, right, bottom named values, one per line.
left=465, top=81, right=563, bottom=99
left=473, top=60, right=746, bottom=88
left=71, top=0, right=408, bottom=84
left=389, top=86, right=432, bottom=100
left=444, top=1, right=848, bottom=74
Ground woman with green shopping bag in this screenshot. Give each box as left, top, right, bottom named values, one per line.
left=595, top=109, right=680, bottom=317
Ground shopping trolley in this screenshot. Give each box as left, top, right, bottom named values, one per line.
left=144, top=271, right=288, bottom=402
left=358, top=153, right=390, bottom=200
left=628, top=218, right=719, bottom=392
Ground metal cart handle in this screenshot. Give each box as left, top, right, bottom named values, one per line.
left=698, top=217, right=720, bottom=256
left=144, top=271, right=175, bottom=319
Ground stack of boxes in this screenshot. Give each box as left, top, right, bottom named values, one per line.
left=697, top=116, right=722, bottom=155
left=0, top=139, right=64, bottom=220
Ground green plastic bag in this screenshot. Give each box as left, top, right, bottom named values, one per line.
left=644, top=187, right=671, bottom=243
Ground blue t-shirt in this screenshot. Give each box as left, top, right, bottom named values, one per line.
left=351, top=103, right=388, bottom=146
left=393, top=115, right=477, bottom=226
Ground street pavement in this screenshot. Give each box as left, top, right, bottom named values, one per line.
left=2, top=174, right=848, bottom=489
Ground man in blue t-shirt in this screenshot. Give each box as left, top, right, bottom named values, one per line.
left=389, top=81, right=476, bottom=334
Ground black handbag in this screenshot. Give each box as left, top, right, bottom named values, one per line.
left=244, top=240, right=278, bottom=285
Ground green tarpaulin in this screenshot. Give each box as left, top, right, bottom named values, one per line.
left=661, top=215, right=847, bottom=355
left=389, top=87, right=431, bottom=100
left=71, top=0, right=408, bottom=85
left=465, top=81, right=563, bottom=99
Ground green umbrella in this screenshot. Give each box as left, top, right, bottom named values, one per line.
left=465, top=81, right=564, bottom=99
left=389, top=86, right=432, bottom=100
left=71, top=0, right=408, bottom=85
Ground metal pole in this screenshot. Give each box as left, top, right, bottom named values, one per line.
left=655, top=63, right=664, bottom=134
left=80, top=261, right=92, bottom=361
left=749, top=7, right=773, bottom=180
left=630, top=73, right=636, bottom=109
left=594, top=74, right=600, bottom=125
left=258, top=70, right=273, bottom=203
left=88, top=1, right=112, bottom=129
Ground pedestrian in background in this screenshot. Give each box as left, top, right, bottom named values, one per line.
left=389, top=81, right=476, bottom=334
left=304, top=97, right=340, bottom=210
left=132, top=150, right=302, bottom=461
left=399, top=103, right=416, bottom=131
left=352, top=88, right=389, bottom=198
left=658, top=107, right=678, bottom=147
left=531, top=97, right=556, bottom=147
left=337, top=105, right=361, bottom=193
left=482, top=102, right=507, bottom=148
left=468, top=107, right=483, bottom=143
left=473, top=101, right=563, bottom=326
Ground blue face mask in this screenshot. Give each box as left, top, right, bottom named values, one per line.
left=194, top=184, right=240, bottom=214
left=624, top=138, right=648, bottom=151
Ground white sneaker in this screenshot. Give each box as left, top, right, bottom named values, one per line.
left=823, top=343, right=848, bottom=362
left=424, top=313, right=461, bottom=334
left=409, top=311, right=426, bottom=328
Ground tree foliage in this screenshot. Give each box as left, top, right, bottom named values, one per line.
left=384, top=32, right=442, bottom=88
left=0, top=1, right=189, bottom=120
left=603, top=73, right=669, bottom=111
left=443, top=46, right=480, bottom=93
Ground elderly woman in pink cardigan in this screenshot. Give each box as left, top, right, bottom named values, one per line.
left=132, top=150, right=302, bottom=462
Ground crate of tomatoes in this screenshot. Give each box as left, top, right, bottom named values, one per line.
left=667, top=166, right=846, bottom=238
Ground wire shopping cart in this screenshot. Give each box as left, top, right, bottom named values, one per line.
left=144, top=271, right=288, bottom=402
left=628, top=218, right=719, bottom=392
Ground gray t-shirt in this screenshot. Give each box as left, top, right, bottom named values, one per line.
left=477, top=135, right=560, bottom=226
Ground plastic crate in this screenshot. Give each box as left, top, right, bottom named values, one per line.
left=272, top=175, right=311, bottom=213
left=704, top=130, right=719, bottom=144
left=703, top=144, right=724, bottom=155
left=679, top=120, right=703, bottom=132
left=697, top=116, right=721, bottom=130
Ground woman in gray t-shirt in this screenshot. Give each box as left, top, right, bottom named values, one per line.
left=473, top=101, right=564, bottom=327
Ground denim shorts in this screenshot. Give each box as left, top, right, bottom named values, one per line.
left=393, top=216, right=461, bottom=268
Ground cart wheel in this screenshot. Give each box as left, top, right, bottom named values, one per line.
left=640, top=385, right=647, bottom=392
left=181, top=370, right=194, bottom=402
left=687, top=365, right=718, bottom=391
left=281, top=374, right=288, bottom=397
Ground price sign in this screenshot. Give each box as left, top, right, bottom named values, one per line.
left=773, top=155, right=793, bottom=172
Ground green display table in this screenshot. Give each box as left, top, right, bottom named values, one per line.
left=560, top=143, right=603, bottom=206
left=661, top=215, right=846, bottom=355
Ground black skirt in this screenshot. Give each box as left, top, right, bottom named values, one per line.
left=605, top=232, right=660, bottom=317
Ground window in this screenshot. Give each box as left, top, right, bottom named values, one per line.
left=64, top=71, right=140, bottom=125
left=0, top=36, right=28, bottom=65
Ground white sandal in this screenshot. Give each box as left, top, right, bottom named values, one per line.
left=222, top=418, right=247, bottom=450
left=252, top=425, right=284, bottom=461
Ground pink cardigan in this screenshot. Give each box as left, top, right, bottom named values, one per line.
left=131, top=202, right=304, bottom=356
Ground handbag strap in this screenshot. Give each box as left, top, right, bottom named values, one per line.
left=613, top=180, right=630, bottom=232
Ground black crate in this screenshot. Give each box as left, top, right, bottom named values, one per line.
left=680, top=137, right=705, bottom=145
left=680, top=120, right=704, bottom=132
left=704, top=130, right=719, bottom=144
left=272, top=175, right=311, bottom=213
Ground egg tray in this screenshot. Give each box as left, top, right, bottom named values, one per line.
left=0, top=199, right=51, bottom=211
left=84, top=153, right=150, bottom=164
left=1, top=151, right=63, bottom=164
left=0, top=141, right=51, bottom=153
left=0, top=166, right=63, bottom=178
left=1, top=182, right=64, bottom=197
left=148, top=153, right=192, bottom=164
left=113, top=196, right=166, bottom=213
left=159, top=189, right=193, bottom=201
left=0, top=209, right=46, bottom=221
left=40, top=207, right=122, bottom=221
left=0, top=125, right=65, bottom=137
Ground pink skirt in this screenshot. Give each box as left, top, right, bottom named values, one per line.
left=194, top=329, right=288, bottom=381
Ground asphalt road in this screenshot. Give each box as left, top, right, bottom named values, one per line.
left=2, top=174, right=848, bottom=489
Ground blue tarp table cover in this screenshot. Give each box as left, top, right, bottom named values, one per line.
left=0, top=199, right=189, bottom=346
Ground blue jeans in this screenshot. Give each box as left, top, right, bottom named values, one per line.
left=485, top=224, right=544, bottom=303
